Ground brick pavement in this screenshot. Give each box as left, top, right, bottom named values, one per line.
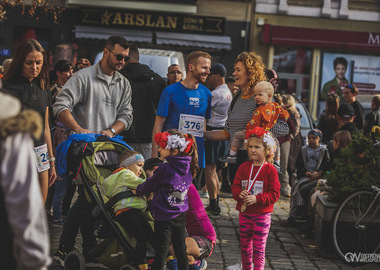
left=49, top=193, right=379, bottom=270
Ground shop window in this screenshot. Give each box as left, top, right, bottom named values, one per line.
left=348, top=0, right=379, bottom=11
left=273, top=48, right=311, bottom=103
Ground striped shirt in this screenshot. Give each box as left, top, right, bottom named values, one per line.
left=224, top=93, right=289, bottom=149
left=225, top=94, right=256, bottom=149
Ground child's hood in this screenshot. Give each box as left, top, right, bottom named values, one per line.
left=164, top=155, right=192, bottom=175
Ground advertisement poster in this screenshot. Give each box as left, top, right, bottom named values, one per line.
left=320, top=53, right=380, bottom=99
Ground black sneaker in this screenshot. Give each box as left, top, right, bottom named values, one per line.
left=205, top=205, right=221, bottom=216
left=53, top=249, right=67, bottom=267
left=219, top=155, right=237, bottom=163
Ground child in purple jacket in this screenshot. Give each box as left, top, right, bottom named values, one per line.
left=137, top=129, right=198, bottom=270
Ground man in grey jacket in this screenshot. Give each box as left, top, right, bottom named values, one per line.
left=53, top=36, right=133, bottom=137
left=53, top=35, right=133, bottom=266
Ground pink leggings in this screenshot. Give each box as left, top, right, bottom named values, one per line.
left=239, top=213, right=271, bottom=270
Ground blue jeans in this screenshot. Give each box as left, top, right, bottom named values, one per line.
left=52, top=177, right=67, bottom=221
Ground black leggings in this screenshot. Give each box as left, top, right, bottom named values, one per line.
left=152, top=213, right=188, bottom=270
left=115, top=209, right=155, bottom=265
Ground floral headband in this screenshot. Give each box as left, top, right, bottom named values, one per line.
left=245, top=127, right=277, bottom=154
left=155, top=132, right=193, bottom=153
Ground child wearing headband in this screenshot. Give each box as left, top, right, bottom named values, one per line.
left=137, top=129, right=199, bottom=270
left=231, top=127, right=280, bottom=270
left=102, top=149, right=155, bottom=270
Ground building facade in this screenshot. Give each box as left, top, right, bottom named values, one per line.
left=252, top=0, right=380, bottom=118
left=0, top=0, right=252, bottom=77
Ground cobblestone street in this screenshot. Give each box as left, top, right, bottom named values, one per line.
left=49, top=193, right=379, bottom=270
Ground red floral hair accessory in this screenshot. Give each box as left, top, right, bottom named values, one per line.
left=245, top=127, right=267, bottom=139
left=154, top=132, right=170, bottom=149
left=184, top=134, right=194, bottom=154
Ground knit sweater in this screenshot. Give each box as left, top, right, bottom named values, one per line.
left=231, top=161, right=280, bottom=214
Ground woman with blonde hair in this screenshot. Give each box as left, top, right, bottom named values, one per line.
left=3, top=39, right=57, bottom=203
left=204, top=52, right=288, bottom=214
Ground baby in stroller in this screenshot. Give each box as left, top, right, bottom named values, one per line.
left=102, top=149, right=155, bottom=270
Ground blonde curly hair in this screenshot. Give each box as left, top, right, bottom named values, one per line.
left=235, top=52, right=267, bottom=95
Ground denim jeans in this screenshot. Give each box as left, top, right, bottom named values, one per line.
left=52, top=177, right=67, bottom=221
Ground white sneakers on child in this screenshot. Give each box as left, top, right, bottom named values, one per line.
left=225, top=260, right=253, bottom=270
left=225, top=260, right=242, bottom=270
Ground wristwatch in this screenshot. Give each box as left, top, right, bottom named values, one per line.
left=109, top=128, right=116, bottom=136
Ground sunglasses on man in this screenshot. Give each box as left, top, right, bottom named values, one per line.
left=107, top=48, right=130, bottom=62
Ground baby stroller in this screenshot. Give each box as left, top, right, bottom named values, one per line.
left=56, top=134, right=154, bottom=270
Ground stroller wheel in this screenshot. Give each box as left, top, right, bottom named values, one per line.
left=64, top=251, right=86, bottom=270
left=120, top=264, right=136, bottom=270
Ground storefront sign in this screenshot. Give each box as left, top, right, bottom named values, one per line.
left=262, top=24, right=380, bottom=53
left=321, top=53, right=380, bottom=95
left=80, top=8, right=225, bottom=35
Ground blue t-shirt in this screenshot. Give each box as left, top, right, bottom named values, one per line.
left=156, top=82, right=212, bottom=168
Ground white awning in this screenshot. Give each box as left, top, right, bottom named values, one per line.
left=74, top=25, right=153, bottom=43
left=156, top=32, right=232, bottom=50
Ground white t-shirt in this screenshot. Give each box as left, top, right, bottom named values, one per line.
left=207, top=83, right=232, bottom=128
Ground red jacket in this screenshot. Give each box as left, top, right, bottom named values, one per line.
left=231, top=161, right=280, bottom=214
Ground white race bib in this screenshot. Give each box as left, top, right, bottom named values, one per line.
left=34, top=144, right=50, bottom=173
left=252, top=181, right=263, bottom=195
left=178, top=114, right=204, bottom=137
left=242, top=180, right=264, bottom=195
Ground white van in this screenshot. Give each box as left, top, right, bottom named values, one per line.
left=94, top=48, right=186, bottom=79
left=138, top=49, right=186, bottom=79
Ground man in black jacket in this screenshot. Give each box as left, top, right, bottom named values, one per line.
left=337, top=103, right=359, bottom=135
left=120, top=43, right=166, bottom=159
left=364, top=94, right=380, bottom=135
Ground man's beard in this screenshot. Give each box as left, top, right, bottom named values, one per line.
left=107, top=57, right=123, bottom=71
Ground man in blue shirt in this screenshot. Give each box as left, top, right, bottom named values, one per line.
left=152, top=51, right=212, bottom=168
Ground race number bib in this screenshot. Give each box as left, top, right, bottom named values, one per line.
left=34, top=144, right=50, bottom=173
left=178, top=114, right=204, bottom=137
left=242, top=180, right=264, bottom=195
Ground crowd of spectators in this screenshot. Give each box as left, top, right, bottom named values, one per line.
left=1, top=36, right=380, bottom=270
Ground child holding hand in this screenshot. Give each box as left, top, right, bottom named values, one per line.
left=225, top=81, right=289, bottom=163
left=102, top=150, right=155, bottom=270
left=231, top=127, right=281, bottom=270
left=137, top=129, right=198, bottom=270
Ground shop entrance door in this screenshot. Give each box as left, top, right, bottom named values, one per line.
left=277, top=72, right=310, bottom=103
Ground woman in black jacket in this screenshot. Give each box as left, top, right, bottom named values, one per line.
left=3, top=39, right=56, bottom=203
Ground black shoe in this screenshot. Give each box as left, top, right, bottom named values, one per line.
left=219, top=155, right=237, bottom=163
left=206, top=205, right=221, bottom=216
left=285, top=216, right=297, bottom=227
left=220, top=183, right=231, bottom=193
left=293, top=206, right=307, bottom=219
left=53, top=249, right=67, bottom=267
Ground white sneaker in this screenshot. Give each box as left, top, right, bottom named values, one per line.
left=225, top=260, right=253, bottom=270
left=198, top=190, right=209, bottom=198
left=225, top=260, right=242, bottom=270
